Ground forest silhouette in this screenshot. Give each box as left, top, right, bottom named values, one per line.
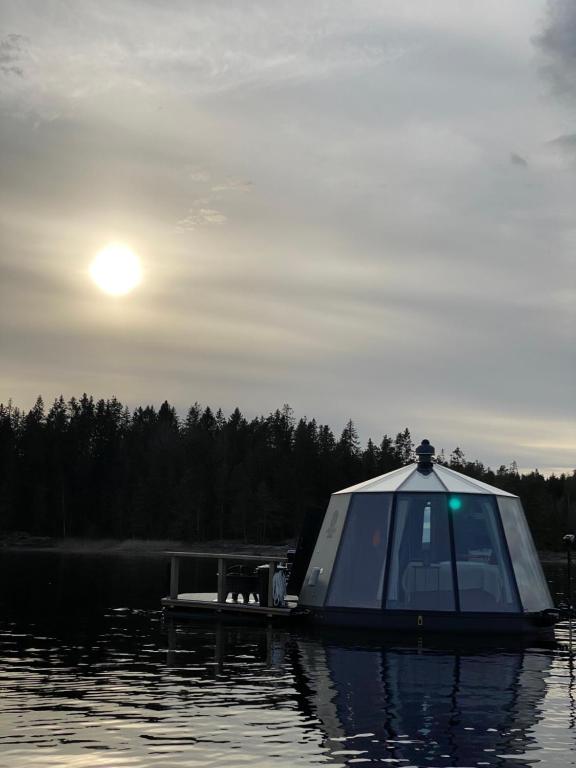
left=0, top=395, right=573, bottom=549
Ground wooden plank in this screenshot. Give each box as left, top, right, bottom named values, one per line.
left=169, top=556, right=180, bottom=599
left=165, top=551, right=287, bottom=563
left=217, top=557, right=226, bottom=603
left=178, top=592, right=219, bottom=602
left=161, top=596, right=292, bottom=616
left=175, top=591, right=298, bottom=607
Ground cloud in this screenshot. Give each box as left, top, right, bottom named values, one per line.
left=189, top=170, right=211, bottom=182
left=509, top=152, right=528, bottom=166
left=176, top=206, right=227, bottom=231
left=211, top=178, right=253, bottom=193
left=535, top=133, right=576, bottom=168
left=0, top=33, right=27, bottom=78
left=0, top=1, right=407, bottom=123
left=175, top=175, right=252, bottom=231
left=548, top=132, right=576, bottom=150
left=0, top=0, right=574, bottom=473
left=412, top=406, right=576, bottom=475
left=535, top=0, right=576, bottom=101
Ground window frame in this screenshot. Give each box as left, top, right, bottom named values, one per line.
left=325, top=491, right=527, bottom=614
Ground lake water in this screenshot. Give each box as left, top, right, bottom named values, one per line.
left=1, top=551, right=575, bottom=768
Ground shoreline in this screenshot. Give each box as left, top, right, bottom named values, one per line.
left=0, top=535, right=295, bottom=558
left=0, top=535, right=564, bottom=563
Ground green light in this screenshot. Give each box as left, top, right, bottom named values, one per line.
left=448, top=497, right=462, bottom=511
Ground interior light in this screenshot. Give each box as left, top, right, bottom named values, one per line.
left=449, top=497, right=462, bottom=511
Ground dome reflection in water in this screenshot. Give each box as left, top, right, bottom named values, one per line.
left=0, top=552, right=573, bottom=768
left=165, top=620, right=558, bottom=767
left=290, top=634, right=551, bottom=766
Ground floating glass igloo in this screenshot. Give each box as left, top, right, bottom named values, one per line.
left=298, top=440, right=555, bottom=636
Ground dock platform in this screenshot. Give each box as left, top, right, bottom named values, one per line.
left=162, top=551, right=300, bottom=620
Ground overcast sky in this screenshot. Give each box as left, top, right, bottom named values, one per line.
left=0, top=0, right=574, bottom=473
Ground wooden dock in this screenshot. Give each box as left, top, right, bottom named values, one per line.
left=161, top=551, right=298, bottom=619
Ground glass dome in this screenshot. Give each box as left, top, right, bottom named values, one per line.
left=298, top=459, right=553, bottom=621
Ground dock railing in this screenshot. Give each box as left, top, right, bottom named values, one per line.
left=166, top=551, right=288, bottom=609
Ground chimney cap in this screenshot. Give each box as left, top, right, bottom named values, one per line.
left=416, top=439, right=435, bottom=469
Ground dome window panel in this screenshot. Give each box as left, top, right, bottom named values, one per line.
left=497, top=497, right=553, bottom=613
left=451, top=496, right=519, bottom=612
left=385, top=494, right=456, bottom=612
left=326, top=493, right=392, bottom=609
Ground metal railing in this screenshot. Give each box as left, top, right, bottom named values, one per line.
left=166, top=551, right=288, bottom=608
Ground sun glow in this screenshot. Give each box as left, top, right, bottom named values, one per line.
left=90, top=244, right=142, bottom=296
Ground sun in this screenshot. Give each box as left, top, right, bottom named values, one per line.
left=90, top=244, right=142, bottom=296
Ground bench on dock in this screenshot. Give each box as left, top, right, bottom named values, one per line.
left=162, top=551, right=295, bottom=618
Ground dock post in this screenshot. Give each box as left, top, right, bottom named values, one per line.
left=215, top=624, right=224, bottom=675
left=167, top=620, right=177, bottom=667
left=217, top=557, right=226, bottom=603
left=267, top=560, right=276, bottom=607
left=170, top=556, right=180, bottom=599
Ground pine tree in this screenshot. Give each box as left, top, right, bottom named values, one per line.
left=394, top=428, right=414, bottom=465
left=0, top=393, right=572, bottom=550
left=449, top=446, right=466, bottom=468
left=362, top=438, right=380, bottom=479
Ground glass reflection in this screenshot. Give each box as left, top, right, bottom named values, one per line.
left=327, top=493, right=392, bottom=608
left=452, top=495, right=519, bottom=612
left=498, top=497, right=554, bottom=612
left=165, top=622, right=555, bottom=768
left=386, top=494, right=456, bottom=610
left=291, top=633, right=553, bottom=767
left=0, top=551, right=570, bottom=768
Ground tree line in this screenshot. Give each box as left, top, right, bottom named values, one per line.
left=0, top=395, right=573, bottom=549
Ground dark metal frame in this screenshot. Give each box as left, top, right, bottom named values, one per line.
left=447, top=499, right=461, bottom=613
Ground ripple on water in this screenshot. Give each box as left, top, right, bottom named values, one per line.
left=1, top=554, right=576, bottom=768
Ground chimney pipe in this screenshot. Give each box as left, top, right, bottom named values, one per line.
left=416, top=439, right=435, bottom=472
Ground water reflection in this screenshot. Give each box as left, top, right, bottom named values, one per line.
left=1, top=552, right=575, bottom=767
left=292, top=634, right=552, bottom=766
left=164, top=621, right=563, bottom=767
